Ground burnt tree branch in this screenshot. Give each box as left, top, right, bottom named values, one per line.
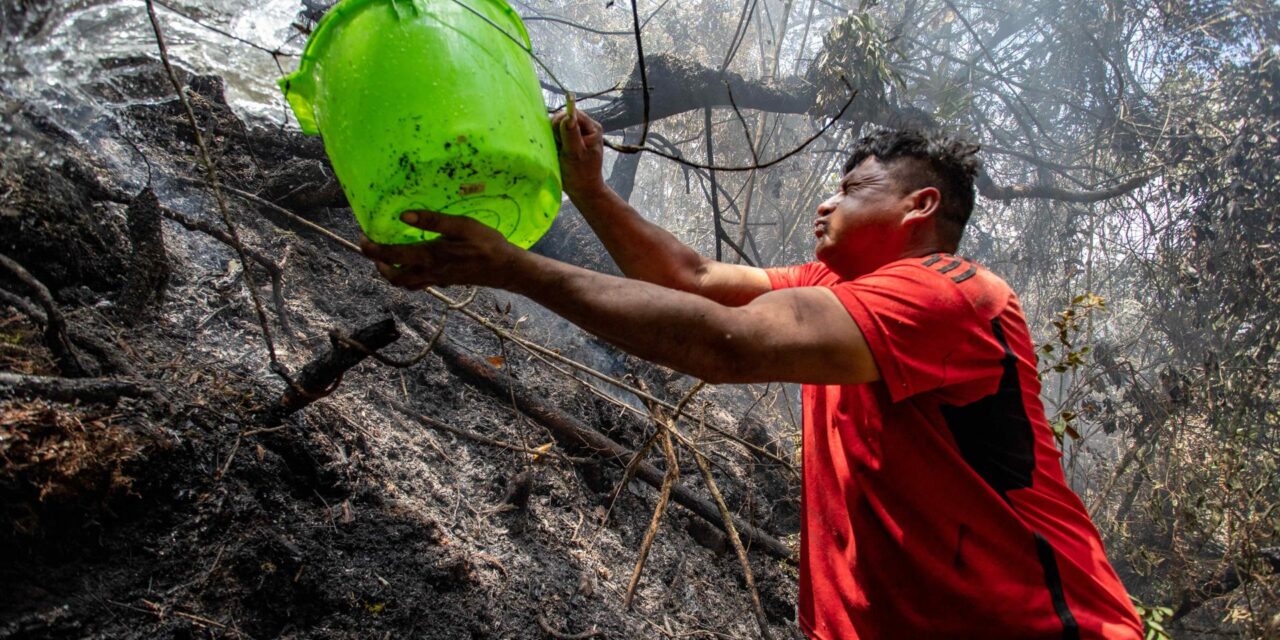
left=586, top=54, right=812, bottom=132
left=272, top=318, right=401, bottom=418
left=586, top=54, right=1148, bottom=203
left=976, top=173, right=1151, bottom=203
left=0, top=289, right=135, bottom=376
left=0, top=372, right=156, bottom=404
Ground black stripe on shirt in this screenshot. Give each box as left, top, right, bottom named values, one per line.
left=922, top=254, right=945, bottom=267
left=938, top=259, right=964, bottom=274
left=952, top=264, right=978, bottom=283
left=1035, top=533, right=1081, bottom=640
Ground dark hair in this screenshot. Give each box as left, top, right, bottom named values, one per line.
left=843, top=129, right=981, bottom=245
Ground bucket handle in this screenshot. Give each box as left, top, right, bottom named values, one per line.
left=278, top=70, right=320, bottom=135
left=390, top=0, right=420, bottom=20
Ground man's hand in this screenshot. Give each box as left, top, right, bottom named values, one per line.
left=550, top=106, right=606, bottom=197
left=360, top=211, right=524, bottom=290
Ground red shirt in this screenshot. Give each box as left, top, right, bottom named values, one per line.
left=767, top=255, right=1142, bottom=640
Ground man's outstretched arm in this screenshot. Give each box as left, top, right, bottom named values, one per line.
left=552, top=109, right=771, bottom=307
left=361, top=212, right=879, bottom=386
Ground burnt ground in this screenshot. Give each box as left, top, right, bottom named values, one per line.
left=0, top=52, right=804, bottom=639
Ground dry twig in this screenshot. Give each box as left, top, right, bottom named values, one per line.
left=144, top=0, right=288, bottom=382
left=407, top=409, right=597, bottom=465
left=0, top=289, right=136, bottom=376
left=158, top=205, right=295, bottom=341
left=622, top=425, right=677, bottom=609
left=600, top=381, right=707, bottom=530
left=435, top=338, right=793, bottom=559
left=329, top=289, right=475, bottom=368
left=275, top=319, right=400, bottom=417
left=690, top=405, right=773, bottom=639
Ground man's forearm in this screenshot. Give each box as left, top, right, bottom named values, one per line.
left=568, top=184, right=707, bottom=292
left=506, top=250, right=742, bottom=382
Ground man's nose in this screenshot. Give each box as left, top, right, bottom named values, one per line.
left=816, top=196, right=837, bottom=217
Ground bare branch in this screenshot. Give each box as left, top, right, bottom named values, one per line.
left=623, top=426, right=676, bottom=609
left=587, top=54, right=813, bottom=132
left=691, top=406, right=774, bottom=639
left=409, top=411, right=596, bottom=465
left=977, top=173, right=1151, bottom=203
left=603, top=80, right=857, bottom=173
left=434, top=337, right=794, bottom=560
left=522, top=14, right=630, bottom=36
left=158, top=205, right=296, bottom=341
left=627, top=0, right=652, bottom=146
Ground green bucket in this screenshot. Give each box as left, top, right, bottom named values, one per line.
left=279, top=0, right=561, bottom=247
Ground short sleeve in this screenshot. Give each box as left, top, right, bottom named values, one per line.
left=766, top=261, right=840, bottom=290
left=831, top=263, right=1009, bottom=403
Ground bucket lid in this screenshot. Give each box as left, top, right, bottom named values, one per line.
left=278, top=0, right=533, bottom=135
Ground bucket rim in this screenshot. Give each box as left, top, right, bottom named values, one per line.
left=279, top=0, right=533, bottom=134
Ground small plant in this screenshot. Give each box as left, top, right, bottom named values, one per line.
left=1048, top=410, right=1081, bottom=445
left=1038, top=293, right=1107, bottom=445
left=1132, top=596, right=1174, bottom=640
left=1038, top=293, right=1107, bottom=377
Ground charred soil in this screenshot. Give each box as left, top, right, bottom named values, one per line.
left=0, top=55, right=801, bottom=639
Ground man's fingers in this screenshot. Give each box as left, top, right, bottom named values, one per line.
left=551, top=110, right=572, bottom=151
left=374, top=260, right=438, bottom=290
left=374, top=260, right=400, bottom=281
left=362, top=240, right=439, bottom=269
left=580, top=110, right=602, bottom=137
left=558, top=109, right=585, bottom=154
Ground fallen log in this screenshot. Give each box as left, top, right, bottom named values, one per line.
left=433, top=338, right=795, bottom=562
left=0, top=372, right=156, bottom=404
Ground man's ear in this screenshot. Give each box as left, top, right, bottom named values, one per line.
left=903, top=187, right=942, bottom=225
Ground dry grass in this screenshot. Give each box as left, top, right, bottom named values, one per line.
left=0, top=399, right=144, bottom=533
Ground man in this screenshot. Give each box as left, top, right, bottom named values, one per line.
left=362, top=109, right=1143, bottom=639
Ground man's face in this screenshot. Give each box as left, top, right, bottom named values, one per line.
left=813, top=156, right=911, bottom=278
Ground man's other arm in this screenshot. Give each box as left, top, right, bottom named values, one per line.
left=552, top=109, right=771, bottom=307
